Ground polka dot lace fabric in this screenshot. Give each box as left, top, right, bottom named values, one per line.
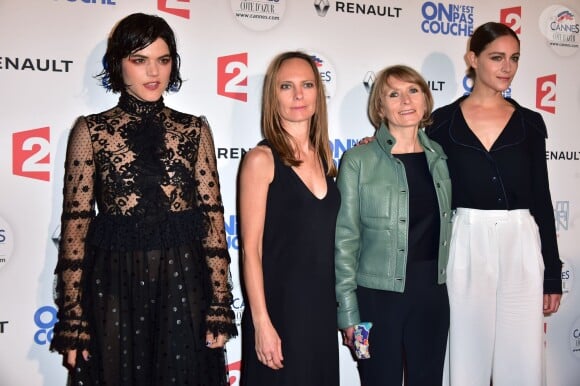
left=50, top=93, right=237, bottom=385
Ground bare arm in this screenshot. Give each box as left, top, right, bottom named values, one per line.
left=239, top=146, right=283, bottom=369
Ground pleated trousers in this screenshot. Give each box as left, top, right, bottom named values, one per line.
left=445, top=208, right=545, bottom=386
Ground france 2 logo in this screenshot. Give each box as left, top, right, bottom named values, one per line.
left=500, top=6, right=522, bottom=34
left=13, top=127, right=51, bottom=181
left=158, top=0, right=190, bottom=19
left=228, top=360, right=241, bottom=385
left=536, top=74, right=556, bottom=114
left=217, top=53, right=248, bottom=102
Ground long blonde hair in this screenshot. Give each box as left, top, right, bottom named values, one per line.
left=261, top=51, right=336, bottom=177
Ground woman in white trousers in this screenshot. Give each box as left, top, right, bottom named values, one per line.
left=427, top=22, right=562, bottom=386
left=448, top=209, right=546, bottom=384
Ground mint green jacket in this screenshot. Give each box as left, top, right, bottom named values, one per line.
left=335, top=123, right=452, bottom=329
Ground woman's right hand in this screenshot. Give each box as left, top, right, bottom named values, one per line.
left=341, top=326, right=355, bottom=350
left=65, top=349, right=90, bottom=369
left=254, top=320, right=284, bottom=370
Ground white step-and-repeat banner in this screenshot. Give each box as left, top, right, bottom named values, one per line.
left=0, top=1, right=578, bottom=385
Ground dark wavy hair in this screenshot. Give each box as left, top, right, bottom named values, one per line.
left=97, top=13, right=182, bottom=92
left=467, top=22, right=520, bottom=79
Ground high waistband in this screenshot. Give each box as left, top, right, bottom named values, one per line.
left=454, top=208, right=532, bottom=222
left=87, top=209, right=208, bottom=251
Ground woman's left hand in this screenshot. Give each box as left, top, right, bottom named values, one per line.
left=340, top=326, right=355, bottom=350
left=205, top=332, right=229, bottom=349
left=543, top=293, right=562, bottom=315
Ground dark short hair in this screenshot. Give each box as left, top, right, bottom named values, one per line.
left=467, top=22, right=520, bottom=79
left=97, top=13, right=182, bottom=92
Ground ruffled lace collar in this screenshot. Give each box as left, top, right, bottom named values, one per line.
left=118, top=92, right=165, bottom=116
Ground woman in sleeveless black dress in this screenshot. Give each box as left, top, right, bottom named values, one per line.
left=239, top=52, right=340, bottom=386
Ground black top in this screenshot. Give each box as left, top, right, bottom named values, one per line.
left=52, top=92, right=237, bottom=353
left=427, top=96, right=562, bottom=293
left=51, top=93, right=237, bottom=385
left=393, top=152, right=439, bottom=264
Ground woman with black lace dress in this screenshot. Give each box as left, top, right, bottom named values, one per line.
left=49, top=13, right=237, bottom=385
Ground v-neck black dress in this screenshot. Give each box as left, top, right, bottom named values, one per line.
left=241, top=141, right=340, bottom=386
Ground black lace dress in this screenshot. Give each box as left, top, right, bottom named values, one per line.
left=50, top=93, right=237, bottom=386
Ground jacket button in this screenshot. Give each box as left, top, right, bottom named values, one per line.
left=387, top=139, right=393, bottom=145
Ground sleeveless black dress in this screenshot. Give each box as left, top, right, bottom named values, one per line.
left=241, top=141, right=340, bottom=386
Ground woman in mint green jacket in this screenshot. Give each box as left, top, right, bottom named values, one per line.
left=335, top=65, right=452, bottom=386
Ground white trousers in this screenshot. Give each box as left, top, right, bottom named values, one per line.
left=445, top=208, right=545, bottom=386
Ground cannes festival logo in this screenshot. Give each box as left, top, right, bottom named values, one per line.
left=0, top=215, right=14, bottom=271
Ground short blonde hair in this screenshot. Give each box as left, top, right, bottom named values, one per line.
left=368, top=65, right=434, bottom=130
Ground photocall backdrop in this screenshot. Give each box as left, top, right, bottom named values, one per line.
left=0, top=1, right=578, bottom=385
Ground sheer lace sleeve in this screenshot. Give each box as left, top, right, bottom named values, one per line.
left=196, top=118, right=237, bottom=338
left=50, top=116, right=95, bottom=353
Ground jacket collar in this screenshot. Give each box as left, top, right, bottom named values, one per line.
left=375, top=122, right=439, bottom=155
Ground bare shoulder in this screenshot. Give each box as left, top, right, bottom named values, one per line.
left=241, top=145, right=274, bottom=182
left=244, top=145, right=273, bottom=167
